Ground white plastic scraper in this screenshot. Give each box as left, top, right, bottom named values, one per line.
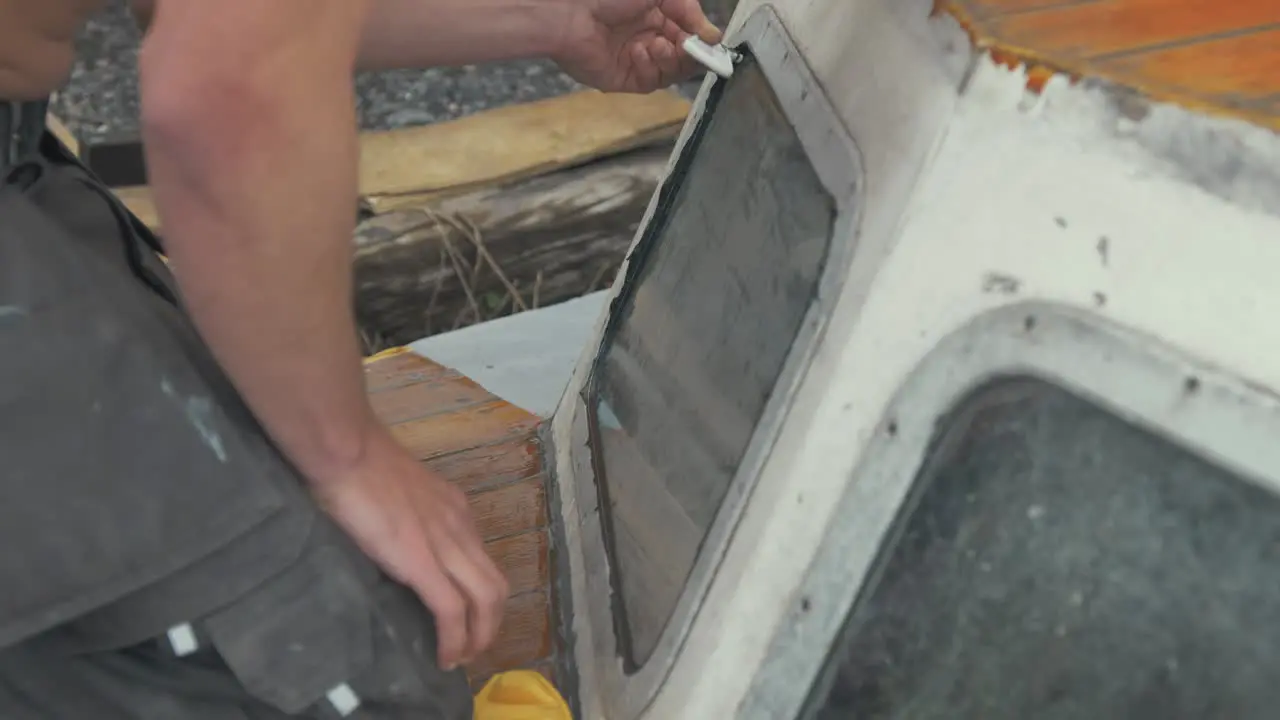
left=682, top=36, right=739, bottom=79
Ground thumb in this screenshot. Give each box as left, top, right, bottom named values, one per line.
left=698, top=21, right=724, bottom=44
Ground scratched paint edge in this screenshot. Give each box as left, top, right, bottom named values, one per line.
left=937, top=0, right=1280, bottom=133
left=957, top=49, right=1280, bottom=219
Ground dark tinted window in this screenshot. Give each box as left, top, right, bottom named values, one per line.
left=805, top=377, right=1280, bottom=719
left=591, top=60, right=835, bottom=668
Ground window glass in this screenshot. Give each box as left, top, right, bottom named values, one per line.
left=591, top=60, right=835, bottom=668
left=805, top=378, right=1280, bottom=719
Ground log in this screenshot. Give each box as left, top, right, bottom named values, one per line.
left=353, top=143, right=672, bottom=349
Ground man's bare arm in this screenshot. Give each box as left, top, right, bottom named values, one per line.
left=139, top=0, right=375, bottom=481
left=138, top=0, right=508, bottom=669
left=131, top=0, right=568, bottom=71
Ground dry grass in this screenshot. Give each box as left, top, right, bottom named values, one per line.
left=356, top=208, right=619, bottom=355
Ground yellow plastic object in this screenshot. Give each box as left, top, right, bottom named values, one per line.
left=474, top=670, right=573, bottom=720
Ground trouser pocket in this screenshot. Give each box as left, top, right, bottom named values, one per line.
left=204, top=520, right=474, bottom=719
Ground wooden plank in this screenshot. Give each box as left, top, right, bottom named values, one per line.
left=467, top=590, right=551, bottom=679
left=359, top=89, right=689, bottom=213
left=45, top=114, right=79, bottom=157
left=113, top=186, right=159, bottom=231
left=422, top=438, right=544, bottom=495
left=469, top=478, right=548, bottom=542
left=485, top=529, right=550, bottom=596
left=362, top=349, right=456, bottom=392
left=108, top=88, right=688, bottom=231
left=470, top=659, right=558, bottom=691
left=986, top=0, right=1280, bottom=59
left=361, top=347, right=557, bottom=684
left=389, top=400, right=540, bottom=460
left=368, top=373, right=495, bottom=425
left=946, top=0, right=1280, bottom=129
left=1094, top=27, right=1280, bottom=99
left=957, top=0, right=1096, bottom=18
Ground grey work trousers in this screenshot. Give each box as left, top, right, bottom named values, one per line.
left=0, top=128, right=472, bottom=718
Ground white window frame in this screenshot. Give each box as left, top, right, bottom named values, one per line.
left=735, top=303, right=1280, bottom=719
left=560, top=5, right=865, bottom=718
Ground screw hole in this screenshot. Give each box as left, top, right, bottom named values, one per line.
left=800, top=597, right=812, bottom=613
left=1024, top=315, right=1037, bottom=332
left=1184, top=376, right=1201, bottom=394
left=887, top=420, right=899, bottom=437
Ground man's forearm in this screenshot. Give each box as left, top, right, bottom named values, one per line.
left=138, top=7, right=379, bottom=484
left=131, top=0, right=569, bottom=71
left=356, top=0, right=568, bottom=70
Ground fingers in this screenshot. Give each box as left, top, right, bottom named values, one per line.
left=460, top=539, right=509, bottom=662
left=405, top=547, right=471, bottom=670
left=409, top=486, right=509, bottom=670
left=629, top=43, right=662, bottom=93
left=645, top=37, right=685, bottom=88
left=436, top=500, right=509, bottom=662
left=658, top=0, right=723, bottom=43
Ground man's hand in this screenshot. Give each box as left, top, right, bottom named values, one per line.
left=554, top=0, right=724, bottom=93
left=312, top=430, right=509, bottom=670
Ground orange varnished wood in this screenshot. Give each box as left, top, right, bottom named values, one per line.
left=470, top=660, right=558, bottom=692
left=944, top=0, right=1280, bottom=130
left=389, top=400, right=542, bottom=461
left=468, top=591, right=552, bottom=679
left=368, top=373, right=495, bottom=425
left=468, top=479, right=549, bottom=542
left=486, top=530, right=551, bottom=596
left=985, top=0, right=1280, bottom=58
left=363, top=348, right=457, bottom=392
left=959, top=0, right=1097, bottom=17
left=422, top=438, right=543, bottom=495
left=361, top=350, right=561, bottom=688
left=1094, top=28, right=1280, bottom=99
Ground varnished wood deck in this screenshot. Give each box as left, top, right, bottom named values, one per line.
left=362, top=348, right=557, bottom=686
left=941, top=0, right=1280, bottom=131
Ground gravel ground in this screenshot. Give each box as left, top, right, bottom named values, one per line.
left=51, top=0, right=707, bottom=145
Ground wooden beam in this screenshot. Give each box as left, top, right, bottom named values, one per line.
left=111, top=89, right=690, bottom=231
left=360, top=351, right=556, bottom=685
left=45, top=114, right=79, bottom=157
left=358, top=89, right=688, bottom=212
left=114, top=186, right=159, bottom=230
left=353, top=143, right=671, bottom=348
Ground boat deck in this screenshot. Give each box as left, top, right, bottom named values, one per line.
left=362, top=348, right=558, bottom=687
left=941, top=0, right=1280, bottom=130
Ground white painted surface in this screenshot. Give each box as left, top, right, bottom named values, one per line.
left=545, top=0, right=1280, bottom=718
left=408, top=292, right=609, bottom=418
